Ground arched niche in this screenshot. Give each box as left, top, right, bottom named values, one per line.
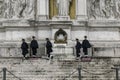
left=54, top=28, right=67, bottom=43
left=49, top=0, right=76, bottom=19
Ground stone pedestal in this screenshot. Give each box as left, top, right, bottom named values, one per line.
left=52, top=46, right=75, bottom=59
left=52, top=16, right=70, bottom=21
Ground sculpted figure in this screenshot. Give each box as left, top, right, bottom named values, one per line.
left=3, top=0, right=20, bottom=19
left=3, top=0, right=12, bottom=18
left=103, top=0, right=114, bottom=18
left=89, top=0, right=101, bottom=19
left=0, top=1, right=4, bottom=18
left=3, top=0, right=34, bottom=19
left=56, top=0, right=71, bottom=16
left=115, top=0, right=120, bottom=18
left=89, top=0, right=116, bottom=19
left=20, top=0, right=34, bottom=19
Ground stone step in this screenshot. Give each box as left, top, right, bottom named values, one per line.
left=0, top=76, right=116, bottom=80
left=0, top=58, right=118, bottom=80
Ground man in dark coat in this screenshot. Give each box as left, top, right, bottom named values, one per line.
left=82, top=36, right=91, bottom=55
left=46, top=38, right=53, bottom=58
left=30, top=36, right=39, bottom=56
left=21, top=39, right=28, bottom=58
left=75, top=38, right=82, bottom=57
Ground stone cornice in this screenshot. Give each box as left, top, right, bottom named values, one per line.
left=88, top=20, right=120, bottom=27
left=1, top=19, right=120, bottom=28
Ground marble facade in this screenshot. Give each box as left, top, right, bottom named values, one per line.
left=0, top=0, right=120, bottom=57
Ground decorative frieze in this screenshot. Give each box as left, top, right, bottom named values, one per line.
left=0, top=0, right=35, bottom=19
left=88, top=0, right=120, bottom=19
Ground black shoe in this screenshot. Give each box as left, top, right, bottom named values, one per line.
left=51, top=55, right=53, bottom=59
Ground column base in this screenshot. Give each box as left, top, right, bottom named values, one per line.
left=52, top=16, right=70, bottom=20
left=76, top=15, right=88, bottom=20
left=37, top=15, right=49, bottom=21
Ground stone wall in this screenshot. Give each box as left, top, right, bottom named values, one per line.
left=0, top=42, right=120, bottom=58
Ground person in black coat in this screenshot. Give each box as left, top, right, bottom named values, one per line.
left=30, top=36, right=39, bottom=56
left=75, top=38, right=82, bottom=57
left=21, top=39, right=28, bottom=58
left=46, top=38, right=53, bottom=58
left=82, top=36, right=91, bottom=55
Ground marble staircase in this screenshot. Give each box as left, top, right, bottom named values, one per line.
left=0, top=57, right=119, bottom=80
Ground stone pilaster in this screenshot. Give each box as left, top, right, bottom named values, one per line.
left=37, top=0, right=49, bottom=21
left=76, top=0, right=87, bottom=20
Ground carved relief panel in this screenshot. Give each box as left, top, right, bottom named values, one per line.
left=0, top=0, right=4, bottom=18
left=0, top=0, right=35, bottom=19
left=88, top=0, right=120, bottom=19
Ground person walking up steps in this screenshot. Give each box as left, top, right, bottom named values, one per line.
left=21, top=39, right=28, bottom=59
left=46, top=38, right=53, bottom=59
left=30, top=36, right=39, bottom=57
left=75, top=38, right=82, bottom=59
left=82, top=36, right=91, bottom=56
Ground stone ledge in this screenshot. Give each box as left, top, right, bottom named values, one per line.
left=88, top=20, right=120, bottom=27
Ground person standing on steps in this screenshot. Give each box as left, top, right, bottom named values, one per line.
left=82, top=36, right=92, bottom=56
left=30, top=36, right=39, bottom=57
left=21, top=39, right=28, bottom=59
left=46, top=38, right=53, bottom=59
left=75, top=38, right=82, bottom=59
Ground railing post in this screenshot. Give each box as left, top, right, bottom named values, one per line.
left=78, top=66, right=81, bottom=80
left=116, top=68, right=119, bottom=80
left=3, top=68, right=7, bottom=80
left=111, top=65, right=120, bottom=80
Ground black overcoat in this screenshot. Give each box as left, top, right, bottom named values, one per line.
left=30, top=40, right=38, bottom=49
left=82, top=39, right=91, bottom=53
left=82, top=40, right=91, bottom=48
left=21, top=42, right=28, bottom=55
left=46, top=41, right=53, bottom=53
left=75, top=41, right=82, bottom=53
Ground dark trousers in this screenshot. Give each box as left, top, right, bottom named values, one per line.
left=47, top=50, right=51, bottom=58
left=32, top=48, right=37, bottom=55
left=76, top=53, right=80, bottom=57
left=83, top=48, right=88, bottom=55
left=76, top=50, right=80, bottom=57
left=22, top=49, right=28, bottom=57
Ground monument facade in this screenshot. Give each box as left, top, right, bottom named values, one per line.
left=0, top=0, right=120, bottom=58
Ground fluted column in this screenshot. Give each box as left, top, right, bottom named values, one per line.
left=76, top=0, right=87, bottom=20
left=37, top=0, right=49, bottom=20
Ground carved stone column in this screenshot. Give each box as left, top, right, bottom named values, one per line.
left=37, top=0, right=49, bottom=20
left=76, top=0, right=87, bottom=20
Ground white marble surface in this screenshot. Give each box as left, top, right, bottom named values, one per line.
left=89, top=31, right=120, bottom=40
left=0, top=0, right=119, bottom=57
left=71, top=30, right=87, bottom=40
left=37, top=0, right=49, bottom=20
left=38, top=30, right=51, bottom=40
left=76, top=0, right=87, bottom=20
left=6, top=30, right=35, bottom=41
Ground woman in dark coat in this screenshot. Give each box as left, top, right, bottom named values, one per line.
left=75, top=38, right=82, bottom=57
left=46, top=38, right=53, bottom=58
left=82, top=36, right=91, bottom=55
left=21, top=39, right=28, bottom=58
